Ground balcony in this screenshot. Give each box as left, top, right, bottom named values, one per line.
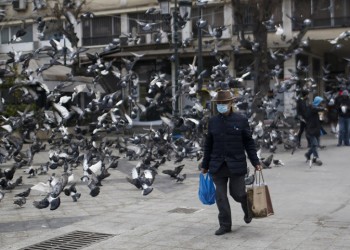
left=293, top=16, right=350, bottom=30
left=82, top=35, right=119, bottom=47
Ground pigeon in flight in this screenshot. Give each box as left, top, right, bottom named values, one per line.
left=64, top=183, right=81, bottom=202
left=10, top=29, right=27, bottom=43
left=162, top=164, right=186, bottom=182
left=136, top=20, right=157, bottom=31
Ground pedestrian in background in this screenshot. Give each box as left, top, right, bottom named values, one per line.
left=327, top=91, right=339, bottom=136
left=335, top=90, right=350, bottom=146
left=296, top=90, right=310, bottom=148
left=201, top=89, right=262, bottom=236
left=304, top=96, right=324, bottom=166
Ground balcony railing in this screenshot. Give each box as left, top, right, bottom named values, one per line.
left=82, top=35, right=118, bottom=46
left=232, top=21, right=283, bottom=34
left=293, top=16, right=350, bottom=30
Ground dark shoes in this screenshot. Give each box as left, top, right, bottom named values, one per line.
left=215, top=227, right=231, bottom=236
left=305, top=153, right=310, bottom=162
left=244, top=213, right=253, bottom=224
left=312, top=158, right=323, bottom=166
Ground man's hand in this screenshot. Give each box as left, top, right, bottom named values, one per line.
left=255, top=165, right=262, bottom=171
left=201, top=168, right=208, bottom=174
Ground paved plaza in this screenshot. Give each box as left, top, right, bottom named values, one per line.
left=0, top=132, right=350, bottom=250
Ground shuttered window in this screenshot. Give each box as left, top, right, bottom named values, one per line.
left=82, top=15, right=120, bottom=46
left=192, top=5, right=224, bottom=37
left=0, top=24, right=33, bottom=44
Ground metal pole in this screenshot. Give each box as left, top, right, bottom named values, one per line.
left=197, top=6, right=203, bottom=92
left=173, top=0, right=179, bottom=116
left=63, top=35, right=67, bottom=66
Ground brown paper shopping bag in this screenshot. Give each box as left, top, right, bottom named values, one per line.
left=247, top=170, right=274, bottom=218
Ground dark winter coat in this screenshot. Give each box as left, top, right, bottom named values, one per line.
left=335, top=95, right=350, bottom=118
left=305, top=105, right=323, bottom=137
left=296, top=97, right=309, bottom=121
left=202, top=112, right=260, bottom=175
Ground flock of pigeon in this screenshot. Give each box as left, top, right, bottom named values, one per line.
left=0, top=0, right=350, bottom=211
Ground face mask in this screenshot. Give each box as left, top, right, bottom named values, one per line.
left=341, top=105, right=347, bottom=114
left=217, top=104, right=229, bottom=114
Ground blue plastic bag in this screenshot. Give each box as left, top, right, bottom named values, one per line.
left=198, top=173, right=216, bottom=205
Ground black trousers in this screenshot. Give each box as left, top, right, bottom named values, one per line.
left=212, top=167, right=248, bottom=229
left=297, top=121, right=306, bottom=145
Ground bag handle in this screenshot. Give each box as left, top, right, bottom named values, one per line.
left=254, top=169, right=265, bottom=185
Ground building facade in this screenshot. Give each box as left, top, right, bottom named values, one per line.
left=0, top=0, right=349, bottom=121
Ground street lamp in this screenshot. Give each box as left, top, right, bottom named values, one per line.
left=196, top=3, right=205, bottom=92
left=158, top=0, right=192, bottom=116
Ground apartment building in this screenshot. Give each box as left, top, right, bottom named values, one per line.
left=0, top=0, right=349, bottom=120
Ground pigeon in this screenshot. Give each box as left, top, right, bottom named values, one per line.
left=0, top=191, right=4, bottom=202
left=126, top=167, right=142, bottom=189
left=245, top=174, right=255, bottom=185
left=64, top=183, right=81, bottom=202
left=162, top=164, right=186, bottom=182
left=273, top=159, right=285, bottom=167
left=10, top=29, right=27, bottom=43
left=136, top=20, right=157, bottom=31
left=15, top=188, right=31, bottom=198
left=145, top=7, right=160, bottom=15
left=33, top=197, right=50, bottom=209
left=14, top=197, right=26, bottom=207
left=48, top=195, right=61, bottom=210
left=126, top=167, right=154, bottom=196
left=261, top=154, right=273, bottom=169
left=4, top=166, right=16, bottom=181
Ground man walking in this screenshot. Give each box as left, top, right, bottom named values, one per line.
left=304, top=96, right=324, bottom=166
left=296, top=90, right=310, bottom=148
left=201, top=90, right=262, bottom=236
left=335, top=90, right=350, bottom=146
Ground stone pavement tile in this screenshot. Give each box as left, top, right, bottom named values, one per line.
left=82, top=239, right=141, bottom=250
left=331, top=238, right=350, bottom=247
left=265, top=235, right=309, bottom=250
left=177, top=235, right=222, bottom=250
left=144, top=245, right=193, bottom=250
left=291, top=221, right=321, bottom=232
left=297, top=235, right=335, bottom=249
left=337, top=232, right=350, bottom=240
left=278, top=228, right=314, bottom=238
left=310, top=227, right=344, bottom=238
left=142, top=233, right=197, bottom=248
left=243, top=227, right=288, bottom=241
left=206, top=235, right=245, bottom=249
left=328, top=247, right=350, bottom=250
left=249, top=219, right=297, bottom=230
left=175, top=226, right=213, bottom=235
left=295, top=243, right=334, bottom=250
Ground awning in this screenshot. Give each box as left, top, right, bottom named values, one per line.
left=43, top=78, right=105, bottom=93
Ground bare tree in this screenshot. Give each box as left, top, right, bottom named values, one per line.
left=231, top=0, right=310, bottom=98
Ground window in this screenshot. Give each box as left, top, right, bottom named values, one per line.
left=192, top=5, right=224, bottom=37
left=235, top=53, right=254, bottom=79
left=82, top=15, right=121, bottom=46
left=133, top=60, right=173, bottom=121
left=127, top=12, right=170, bottom=45
left=42, top=20, right=63, bottom=41
left=333, top=0, right=350, bottom=26
left=0, top=24, right=33, bottom=44
left=293, top=0, right=350, bottom=28
left=312, top=0, right=331, bottom=27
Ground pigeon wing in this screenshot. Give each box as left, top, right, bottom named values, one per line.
left=89, top=161, right=103, bottom=174
left=31, top=182, right=51, bottom=193
left=53, top=103, right=70, bottom=119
